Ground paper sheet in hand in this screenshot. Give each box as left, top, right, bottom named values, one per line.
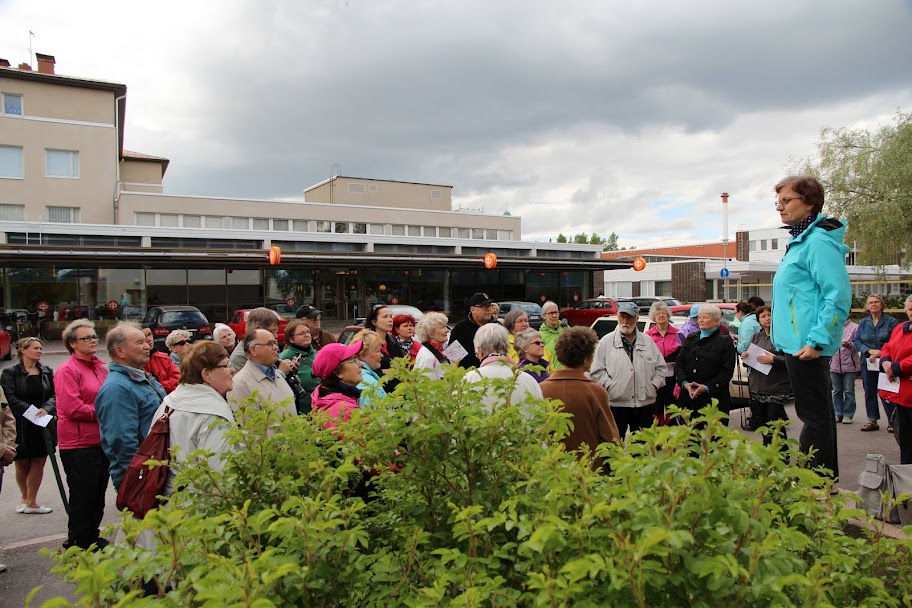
left=867, top=357, right=881, bottom=372
left=442, top=340, right=468, bottom=364
left=664, top=362, right=676, bottom=377
left=878, top=373, right=900, bottom=393
left=23, top=405, right=53, bottom=428
left=743, top=343, right=773, bottom=375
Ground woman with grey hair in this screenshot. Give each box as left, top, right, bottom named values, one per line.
left=464, top=323, right=542, bottom=411
left=879, top=294, right=912, bottom=463
left=414, top=312, right=450, bottom=379
left=674, top=304, right=736, bottom=419
left=503, top=308, right=531, bottom=361
left=165, top=329, right=192, bottom=365
left=646, top=301, right=681, bottom=424
left=854, top=294, right=899, bottom=432
left=212, top=323, right=237, bottom=355
left=515, top=329, right=550, bottom=383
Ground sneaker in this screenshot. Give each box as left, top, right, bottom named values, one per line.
left=21, top=505, right=52, bottom=514
left=860, top=421, right=879, bottom=432
left=888, top=426, right=895, bottom=433
left=842, top=417, right=853, bottom=424
left=15, top=504, right=25, bottom=513
left=835, top=416, right=843, bottom=423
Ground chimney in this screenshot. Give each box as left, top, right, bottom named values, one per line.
left=18, top=62, right=31, bottom=71
left=0, top=59, right=10, bottom=68
left=36, top=53, right=55, bottom=75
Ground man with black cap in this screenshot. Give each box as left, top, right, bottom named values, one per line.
left=450, top=292, right=497, bottom=368
left=296, top=306, right=336, bottom=351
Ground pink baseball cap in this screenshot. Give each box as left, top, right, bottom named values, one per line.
left=312, top=341, right=363, bottom=379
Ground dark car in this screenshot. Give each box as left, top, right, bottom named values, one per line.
left=143, top=305, right=212, bottom=352
left=618, top=297, right=681, bottom=315
left=559, top=297, right=618, bottom=327
left=497, top=301, right=544, bottom=329
left=670, top=303, right=737, bottom=328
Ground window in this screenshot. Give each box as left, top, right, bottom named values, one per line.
left=2, top=93, right=22, bottom=115
left=252, top=218, right=269, bottom=231
left=0, top=145, right=23, bottom=178
left=407, top=225, right=420, bottom=237
left=316, top=221, right=332, bottom=233
left=348, top=183, right=365, bottom=193
left=368, top=184, right=378, bottom=192
left=472, top=228, right=484, bottom=239
left=368, top=223, right=384, bottom=235
left=135, top=212, right=155, bottom=226
left=749, top=240, right=757, bottom=252
left=273, top=219, right=289, bottom=231
left=422, top=226, right=436, bottom=237
left=0, top=204, right=25, bottom=221
left=770, top=238, right=778, bottom=250
left=47, top=206, right=80, bottom=223
left=353, top=223, right=367, bottom=234
left=391, top=224, right=405, bottom=236
left=431, top=189, right=441, bottom=199
left=159, top=214, right=178, bottom=227
left=293, top=219, right=308, bottom=232
left=231, top=217, right=250, bottom=230
left=485, top=229, right=497, bottom=240
left=204, top=215, right=224, bottom=229
left=760, top=239, right=768, bottom=251
left=335, top=222, right=349, bottom=234
left=498, top=230, right=512, bottom=240
left=439, top=227, right=452, bottom=238
left=46, top=149, right=79, bottom=178
left=183, top=215, right=201, bottom=228
left=458, top=228, right=470, bottom=239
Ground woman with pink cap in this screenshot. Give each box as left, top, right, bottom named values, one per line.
left=310, top=341, right=364, bottom=428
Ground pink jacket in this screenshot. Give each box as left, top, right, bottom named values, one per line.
left=310, top=386, right=360, bottom=429
left=53, top=355, right=109, bottom=450
left=645, top=324, right=681, bottom=362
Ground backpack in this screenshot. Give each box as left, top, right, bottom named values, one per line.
left=857, top=453, right=912, bottom=525
left=116, top=407, right=172, bottom=518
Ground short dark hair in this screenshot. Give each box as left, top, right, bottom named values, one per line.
left=775, top=175, right=824, bottom=214
left=180, top=341, right=229, bottom=385
left=755, top=305, right=771, bottom=318
left=365, top=305, right=388, bottom=331
left=554, top=326, right=599, bottom=370
left=284, top=319, right=310, bottom=341
left=735, top=301, right=755, bottom=315
left=747, top=296, right=765, bottom=308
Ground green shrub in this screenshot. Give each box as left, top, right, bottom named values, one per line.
left=41, top=363, right=912, bottom=607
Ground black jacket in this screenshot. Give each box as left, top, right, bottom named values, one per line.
left=675, top=328, right=736, bottom=413
left=747, top=330, right=793, bottom=397
left=0, top=363, right=57, bottom=452
left=449, top=316, right=483, bottom=368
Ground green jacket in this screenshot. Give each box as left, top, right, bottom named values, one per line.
left=279, top=344, right=319, bottom=412
left=539, top=323, right=565, bottom=371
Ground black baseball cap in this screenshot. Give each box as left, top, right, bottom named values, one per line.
left=296, top=305, right=322, bottom=319
left=468, top=292, right=493, bottom=307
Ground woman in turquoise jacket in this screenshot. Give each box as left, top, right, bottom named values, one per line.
left=771, top=176, right=851, bottom=480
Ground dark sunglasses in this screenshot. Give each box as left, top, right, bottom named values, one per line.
left=171, top=339, right=190, bottom=347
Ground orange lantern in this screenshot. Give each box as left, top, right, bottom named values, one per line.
left=483, top=252, right=498, bottom=269
left=268, top=245, right=282, bottom=265
left=632, top=256, right=646, bottom=272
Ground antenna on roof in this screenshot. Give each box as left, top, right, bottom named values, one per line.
left=28, top=30, right=35, bottom=68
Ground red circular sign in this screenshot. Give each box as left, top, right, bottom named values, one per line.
left=632, top=257, right=647, bottom=272
left=106, top=300, right=119, bottom=312
left=483, top=252, right=498, bottom=269
left=37, top=301, right=50, bottom=313
left=285, top=297, right=296, bottom=308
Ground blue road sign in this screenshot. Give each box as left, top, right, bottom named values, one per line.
left=720, top=268, right=730, bottom=278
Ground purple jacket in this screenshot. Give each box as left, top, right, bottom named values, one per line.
left=830, top=320, right=861, bottom=373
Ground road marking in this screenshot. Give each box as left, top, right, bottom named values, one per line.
left=5, top=533, right=67, bottom=550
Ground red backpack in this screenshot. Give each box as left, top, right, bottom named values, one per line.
left=116, top=407, right=173, bottom=518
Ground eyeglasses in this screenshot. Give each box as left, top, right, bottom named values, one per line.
left=253, top=340, right=278, bottom=348
left=774, top=195, right=804, bottom=208
left=76, top=335, right=99, bottom=342
left=171, top=340, right=190, bottom=347
left=211, top=364, right=230, bottom=369
left=530, top=340, right=545, bottom=346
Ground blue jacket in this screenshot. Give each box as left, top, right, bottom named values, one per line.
left=853, top=314, right=899, bottom=358
left=771, top=215, right=851, bottom=357
left=357, top=362, right=387, bottom=408
left=735, top=313, right=761, bottom=354
left=95, top=362, right=166, bottom=489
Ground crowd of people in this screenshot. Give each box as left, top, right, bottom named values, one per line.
left=1, top=175, right=911, bottom=577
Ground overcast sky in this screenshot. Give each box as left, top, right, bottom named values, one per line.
left=2, top=1, right=910, bottom=247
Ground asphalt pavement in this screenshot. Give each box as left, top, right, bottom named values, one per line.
left=0, top=341, right=903, bottom=606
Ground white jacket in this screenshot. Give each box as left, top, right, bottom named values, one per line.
left=414, top=345, right=445, bottom=380
left=589, top=330, right=667, bottom=408
left=464, top=356, right=543, bottom=413
left=151, top=383, right=235, bottom=496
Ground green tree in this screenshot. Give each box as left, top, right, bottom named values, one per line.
left=603, top=231, right=620, bottom=251
left=556, top=233, right=568, bottom=243
left=572, top=232, right=589, bottom=244
left=807, top=111, right=912, bottom=266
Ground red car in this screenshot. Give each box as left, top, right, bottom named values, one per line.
left=228, top=309, right=290, bottom=345
left=0, top=326, right=11, bottom=360
left=559, top=297, right=618, bottom=326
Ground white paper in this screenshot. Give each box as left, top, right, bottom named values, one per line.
left=742, top=343, right=773, bottom=376
left=442, top=340, right=469, bottom=364
left=878, top=373, right=900, bottom=393
left=664, top=362, right=676, bottom=377
left=23, top=405, right=53, bottom=428
left=867, top=357, right=881, bottom=372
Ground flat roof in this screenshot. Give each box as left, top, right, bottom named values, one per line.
left=304, top=175, right=453, bottom=193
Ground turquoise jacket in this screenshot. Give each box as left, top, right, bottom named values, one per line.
left=357, top=362, right=387, bottom=408
left=771, top=215, right=851, bottom=357
left=736, top=313, right=761, bottom=354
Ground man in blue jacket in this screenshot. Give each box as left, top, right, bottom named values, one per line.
left=771, top=175, right=851, bottom=480
left=95, top=322, right=165, bottom=490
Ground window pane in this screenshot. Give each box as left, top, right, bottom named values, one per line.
left=335, top=222, right=349, bottom=233
left=348, top=183, right=365, bottom=193
left=352, top=223, right=367, bottom=234
left=391, top=224, right=405, bottom=236
left=293, top=219, right=308, bottom=231
left=458, top=228, right=470, bottom=239
left=47, top=149, right=78, bottom=178
left=439, top=227, right=451, bottom=238
left=431, top=189, right=441, bottom=199
left=422, top=226, right=436, bottom=237
left=159, top=214, right=178, bottom=227
left=485, top=229, right=497, bottom=240
left=0, top=204, right=25, bottom=221
left=3, top=94, right=22, bottom=115
left=135, top=212, right=155, bottom=226
left=316, top=221, right=332, bottom=233
left=183, top=215, right=201, bottom=228
left=47, top=206, right=79, bottom=223
left=472, top=229, right=484, bottom=239
left=407, top=225, right=420, bottom=237
left=0, top=145, right=23, bottom=178
left=369, top=223, right=384, bottom=235
left=273, top=219, right=289, bottom=231
left=231, top=217, right=249, bottom=230
left=252, top=218, right=269, bottom=230
left=205, top=216, right=224, bottom=229
left=498, top=230, right=512, bottom=240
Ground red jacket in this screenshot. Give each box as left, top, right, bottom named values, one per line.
left=145, top=351, right=180, bottom=393
left=880, top=321, right=912, bottom=408
left=53, top=355, right=108, bottom=450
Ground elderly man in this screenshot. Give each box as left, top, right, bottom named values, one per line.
left=539, top=301, right=566, bottom=371
left=675, top=304, right=736, bottom=422
left=296, top=306, right=336, bottom=350
left=465, top=323, right=542, bottom=412
left=590, top=301, right=667, bottom=436
left=231, top=307, right=286, bottom=372
left=94, top=322, right=166, bottom=490
left=450, top=292, right=498, bottom=368
left=771, top=175, right=851, bottom=479
left=228, top=328, right=297, bottom=417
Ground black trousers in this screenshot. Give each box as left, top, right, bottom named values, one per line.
left=610, top=405, right=654, bottom=438
left=60, top=446, right=109, bottom=549
left=893, top=405, right=912, bottom=465
left=784, top=355, right=838, bottom=479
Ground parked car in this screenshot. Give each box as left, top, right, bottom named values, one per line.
left=590, top=315, right=655, bottom=339
left=670, top=303, right=737, bottom=328
left=228, top=308, right=290, bottom=345
left=355, top=304, right=425, bottom=325
left=338, top=325, right=364, bottom=346
left=0, top=325, right=11, bottom=360
left=143, top=305, right=212, bottom=352
left=560, top=297, right=618, bottom=326
left=617, top=297, right=681, bottom=315
left=497, top=301, right=544, bottom=329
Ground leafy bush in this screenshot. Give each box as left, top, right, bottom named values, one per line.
left=41, top=363, right=912, bottom=607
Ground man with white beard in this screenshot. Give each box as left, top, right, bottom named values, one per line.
left=590, top=301, right=667, bottom=437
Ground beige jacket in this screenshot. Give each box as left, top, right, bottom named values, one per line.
left=228, top=360, right=296, bottom=417
left=1, top=387, right=17, bottom=463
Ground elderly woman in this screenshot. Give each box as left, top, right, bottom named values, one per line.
left=515, top=329, right=550, bottom=383
left=165, top=329, right=192, bottom=365
left=414, top=312, right=450, bottom=379
left=539, top=301, right=564, bottom=371
left=310, top=342, right=365, bottom=429
left=464, top=323, right=542, bottom=412
left=279, top=319, right=319, bottom=414
left=503, top=309, right=531, bottom=361
left=645, top=301, right=681, bottom=423
left=212, top=323, right=237, bottom=355
left=392, top=314, right=422, bottom=361
left=880, top=295, right=912, bottom=464
left=142, top=327, right=180, bottom=394
left=1, top=337, right=56, bottom=515
left=831, top=318, right=861, bottom=424
left=675, top=304, right=736, bottom=420
left=350, top=329, right=388, bottom=407
left=53, top=319, right=109, bottom=550
left=741, top=306, right=792, bottom=446
left=150, top=341, right=235, bottom=496
left=541, top=327, right=619, bottom=471
left=854, top=294, right=900, bottom=432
